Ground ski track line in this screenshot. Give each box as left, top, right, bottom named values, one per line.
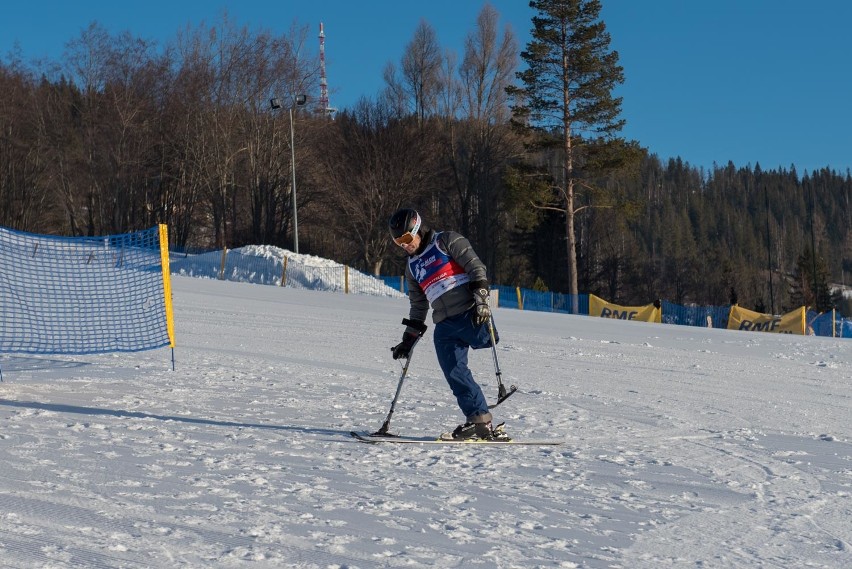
left=0, top=531, right=151, bottom=569
left=1, top=416, right=599, bottom=568
left=623, top=434, right=851, bottom=568
left=0, top=492, right=412, bottom=568
left=342, top=440, right=727, bottom=569
left=0, top=437, right=440, bottom=567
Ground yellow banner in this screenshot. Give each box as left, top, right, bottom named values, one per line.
left=589, top=294, right=661, bottom=323
left=727, top=305, right=806, bottom=335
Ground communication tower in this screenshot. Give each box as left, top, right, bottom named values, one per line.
left=319, top=22, right=337, bottom=117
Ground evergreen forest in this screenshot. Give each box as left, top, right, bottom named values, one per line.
left=0, top=6, right=850, bottom=316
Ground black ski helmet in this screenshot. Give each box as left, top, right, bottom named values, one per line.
left=388, top=208, right=422, bottom=240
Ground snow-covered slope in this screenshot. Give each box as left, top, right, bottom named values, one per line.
left=170, top=245, right=406, bottom=297
left=1, top=276, right=849, bottom=568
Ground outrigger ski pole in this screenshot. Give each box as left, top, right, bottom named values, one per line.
left=373, top=318, right=428, bottom=437
left=487, top=314, right=517, bottom=409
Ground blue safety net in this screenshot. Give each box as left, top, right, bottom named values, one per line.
left=0, top=226, right=171, bottom=355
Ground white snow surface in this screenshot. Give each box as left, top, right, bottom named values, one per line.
left=171, top=245, right=406, bottom=298
left=1, top=275, right=851, bottom=568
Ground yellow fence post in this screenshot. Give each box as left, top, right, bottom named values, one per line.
left=516, top=287, right=523, bottom=310
left=158, top=224, right=176, bottom=349
left=280, top=257, right=288, bottom=287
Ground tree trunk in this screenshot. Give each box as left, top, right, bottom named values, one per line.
left=565, top=177, right=578, bottom=296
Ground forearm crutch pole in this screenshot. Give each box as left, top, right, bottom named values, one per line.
left=374, top=318, right=426, bottom=436
left=487, top=314, right=517, bottom=408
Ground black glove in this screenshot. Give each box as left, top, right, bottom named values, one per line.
left=391, top=332, right=419, bottom=360
left=391, top=319, right=427, bottom=359
left=471, top=286, right=491, bottom=326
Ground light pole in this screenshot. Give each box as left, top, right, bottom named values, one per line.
left=270, top=94, right=307, bottom=254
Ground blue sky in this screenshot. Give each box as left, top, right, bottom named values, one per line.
left=2, top=0, right=850, bottom=175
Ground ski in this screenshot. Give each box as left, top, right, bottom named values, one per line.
left=489, top=385, right=518, bottom=409
left=349, top=431, right=563, bottom=446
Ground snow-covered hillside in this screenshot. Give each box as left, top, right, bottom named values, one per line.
left=1, top=275, right=850, bottom=568
left=170, top=245, right=406, bottom=297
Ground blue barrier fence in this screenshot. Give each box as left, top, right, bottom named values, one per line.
left=378, top=274, right=850, bottom=338
left=492, top=286, right=590, bottom=315
left=808, top=310, right=852, bottom=338
left=662, top=301, right=731, bottom=329
left=166, top=247, right=852, bottom=339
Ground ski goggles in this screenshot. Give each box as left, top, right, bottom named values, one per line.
left=393, top=231, right=417, bottom=246
left=392, top=214, right=421, bottom=246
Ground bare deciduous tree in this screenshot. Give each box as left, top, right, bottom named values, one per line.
left=316, top=97, right=436, bottom=274
left=383, top=19, right=443, bottom=126
left=0, top=62, right=51, bottom=232
left=438, top=4, right=519, bottom=274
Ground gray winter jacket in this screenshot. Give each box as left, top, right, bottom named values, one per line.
left=404, top=229, right=488, bottom=332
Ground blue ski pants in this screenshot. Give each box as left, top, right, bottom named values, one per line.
left=433, top=309, right=499, bottom=422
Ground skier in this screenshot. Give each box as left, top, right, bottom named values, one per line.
left=388, top=208, right=505, bottom=441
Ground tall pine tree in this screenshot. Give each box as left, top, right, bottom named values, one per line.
left=508, top=0, right=625, bottom=296
left=789, top=247, right=834, bottom=313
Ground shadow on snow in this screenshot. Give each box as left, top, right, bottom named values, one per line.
left=0, top=398, right=346, bottom=438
